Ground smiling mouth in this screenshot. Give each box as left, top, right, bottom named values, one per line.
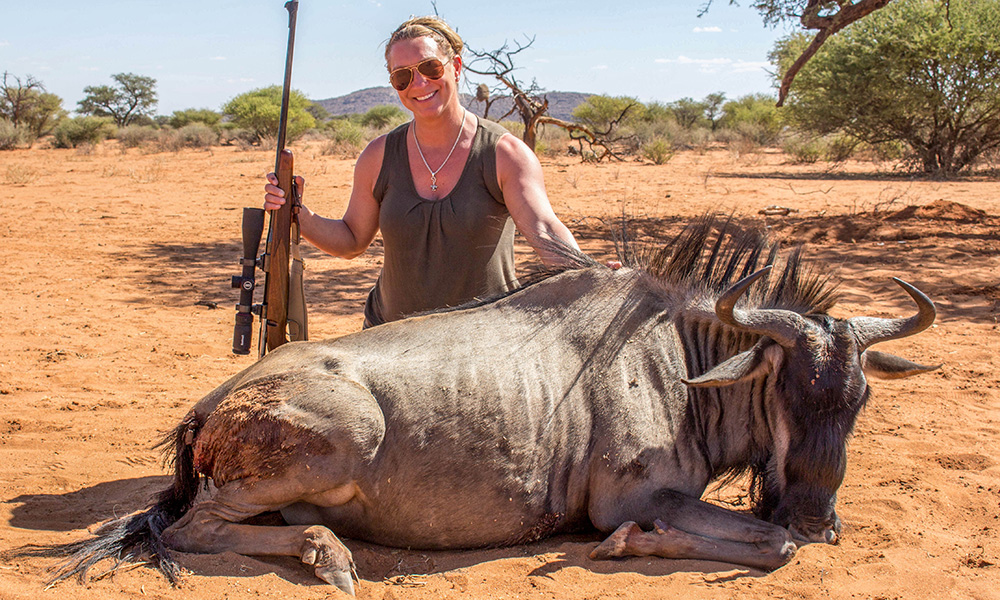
left=413, top=90, right=437, bottom=102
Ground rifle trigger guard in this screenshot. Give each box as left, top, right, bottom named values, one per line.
left=291, top=180, right=303, bottom=217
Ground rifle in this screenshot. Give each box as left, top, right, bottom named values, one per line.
left=231, top=0, right=308, bottom=358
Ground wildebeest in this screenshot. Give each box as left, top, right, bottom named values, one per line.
left=38, top=220, right=938, bottom=595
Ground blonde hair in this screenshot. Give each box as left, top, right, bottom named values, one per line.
left=385, top=16, right=464, bottom=67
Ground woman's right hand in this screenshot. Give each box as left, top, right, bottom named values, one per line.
left=263, top=172, right=305, bottom=211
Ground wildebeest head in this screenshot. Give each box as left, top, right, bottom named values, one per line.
left=686, top=267, right=939, bottom=545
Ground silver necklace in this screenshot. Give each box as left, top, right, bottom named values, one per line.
left=413, top=110, right=467, bottom=192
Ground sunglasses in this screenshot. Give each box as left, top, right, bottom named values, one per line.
left=389, top=58, right=447, bottom=91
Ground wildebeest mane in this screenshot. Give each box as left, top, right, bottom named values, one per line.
left=416, top=216, right=837, bottom=322
left=612, top=216, right=839, bottom=315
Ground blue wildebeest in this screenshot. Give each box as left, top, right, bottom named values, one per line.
left=39, top=220, right=938, bottom=594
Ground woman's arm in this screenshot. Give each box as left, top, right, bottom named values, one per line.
left=264, top=135, right=386, bottom=259
left=494, top=133, right=580, bottom=266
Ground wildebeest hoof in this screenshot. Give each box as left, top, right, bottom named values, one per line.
left=314, top=564, right=356, bottom=595
left=301, top=525, right=356, bottom=594
left=590, top=521, right=643, bottom=560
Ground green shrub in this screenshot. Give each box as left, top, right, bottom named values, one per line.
left=321, top=119, right=367, bottom=156
left=0, top=119, right=25, bottom=150
left=177, top=123, right=219, bottom=148
left=325, top=119, right=366, bottom=145
left=857, top=140, right=907, bottom=163
left=52, top=116, right=115, bottom=148
left=641, top=138, right=675, bottom=165
left=498, top=120, right=525, bottom=138
left=824, top=134, right=859, bottom=162
left=719, top=93, right=783, bottom=147
left=221, top=86, right=315, bottom=144
left=359, top=105, right=407, bottom=130
left=168, top=108, right=221, bottom=129
left=783, top=135, right=824, bottom=164
left=117, top=125, right=160, bottom=148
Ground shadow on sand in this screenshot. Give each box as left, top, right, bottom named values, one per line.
left=7, top=477, right=766, bottom=587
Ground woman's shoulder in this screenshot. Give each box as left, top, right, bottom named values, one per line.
left=476, top=117, right=513, bottom=141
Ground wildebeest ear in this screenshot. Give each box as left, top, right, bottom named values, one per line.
left=862, top=350, right=942, bottom=379
left=683, top=344, right=772, bottom=388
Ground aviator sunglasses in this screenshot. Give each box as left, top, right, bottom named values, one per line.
left=389, top=57, right=447, bottom=91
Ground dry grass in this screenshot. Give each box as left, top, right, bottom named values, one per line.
left=128, top=159, right=165, bottom=184
left=3, top=163, right=40, bottom=186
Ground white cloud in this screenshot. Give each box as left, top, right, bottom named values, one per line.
left=592, top=64, right=609, bottom=70
left=534, top=58, right=550, bottom=64
left=210, top=56, right=227, bottom=61
left=657, top=56, right=732, bottom=66
left=654, top=56, right=770, bottom=75
left=0, top=41, right=10, bottom=47
left=693, top=26, right=722, bottom=33
left=729, top=60, right=770, bottom=73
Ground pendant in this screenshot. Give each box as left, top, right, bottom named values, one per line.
left=430, top=174, right=438, bottom=192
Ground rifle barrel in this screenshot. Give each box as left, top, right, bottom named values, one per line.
left=275, top=0, right=299, bottom=166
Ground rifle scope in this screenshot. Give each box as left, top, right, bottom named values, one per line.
left=232, top=207, right=266, bottom=355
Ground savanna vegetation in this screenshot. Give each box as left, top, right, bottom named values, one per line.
left=2, top=0, right=998, bottom=175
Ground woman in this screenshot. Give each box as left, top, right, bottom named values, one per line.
left=265, top=16, right=580, bottom=327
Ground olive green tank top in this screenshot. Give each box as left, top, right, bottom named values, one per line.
left=364, top=118, right=518, bottom=326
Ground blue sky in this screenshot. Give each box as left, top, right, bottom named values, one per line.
left=3, top=0, right=794, bottom=116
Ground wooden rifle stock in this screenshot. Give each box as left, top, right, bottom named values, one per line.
left=261, top=149, right=295, bottom=355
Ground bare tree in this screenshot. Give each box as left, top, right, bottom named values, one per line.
left=465, top=37, right=629, bottom=160
left=1, top=73, right=44, bottom=125
left=465, top=36, right=553, bottom=150
left=1, top=72, right=65, bottom=144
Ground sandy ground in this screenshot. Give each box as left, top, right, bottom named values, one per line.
left=0, top=142, right=998, bottom=600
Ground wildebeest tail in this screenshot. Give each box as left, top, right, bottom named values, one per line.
left=16, top=414, right=203, bottom=587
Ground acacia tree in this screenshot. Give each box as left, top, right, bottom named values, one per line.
left=703, top=0, right=909, bottom=105
left=1, top=72, right=65, bottom=145
left=78, top=73, right=158, bottom=127
left=221, top=86, right=315, bottom=145
left=771, top=0, right=1000, bottom=174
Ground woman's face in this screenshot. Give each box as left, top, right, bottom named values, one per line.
left=387, top=36, right=461, bottom=120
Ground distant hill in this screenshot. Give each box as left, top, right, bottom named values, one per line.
left=313, top=86, right=591, bottom=122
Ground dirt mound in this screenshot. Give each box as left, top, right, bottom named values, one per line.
left=887, top=199, right=987, bottom=222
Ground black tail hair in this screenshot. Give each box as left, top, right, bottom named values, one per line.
left=14, top=415, right=202, bottom=586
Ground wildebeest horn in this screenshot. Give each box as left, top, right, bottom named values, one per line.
left=715, top=266, right=810, bottom=348
left=848, top=277, right=936, bottom=350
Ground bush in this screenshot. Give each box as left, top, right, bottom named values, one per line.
left=782, top=135, right=824, bottom=164
left=52, top=116, right=115, bottom=148
left=169, top=108, right=221, bottom=129
left=824, top=134, right=859, bottom=162
left=498, top=120, right=525, bottom=138
left=222, top=86, right=315, bottom=145
left=117, top=125, right=160, bottom=148
left=359, top=105, right=407, bottom=130
left=641, top=138, right=675, bottom=165
left=0, top=119, right=25, bottom=150
left=719, top=93, right=783, bottom=147
left=154, top=129, right=184, bottom=152
left=177, top=123, right=218, bottom=148
left=321, top=119, right=367, bottom=156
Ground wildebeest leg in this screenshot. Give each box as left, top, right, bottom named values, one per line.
left=591, top=489, right=796, bottom=571
left=162, top=477, right=356, bottom=594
